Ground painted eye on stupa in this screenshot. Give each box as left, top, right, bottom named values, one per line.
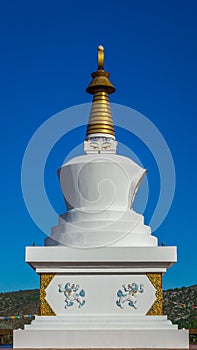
left=101, top=142, right=111, bottom=149
left=90, top=142, right=99, bottom=149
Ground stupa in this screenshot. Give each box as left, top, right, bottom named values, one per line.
left=14, top=46, right=189, bottom=349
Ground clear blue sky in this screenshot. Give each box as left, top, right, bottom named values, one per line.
left=0, top=0, right=196, bottom=292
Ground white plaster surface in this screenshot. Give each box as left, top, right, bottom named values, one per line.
left=26, top=246, right=177, bottom=272
left=58, top=154, right=145, bottom=211
left=45, top=154, right=158, bottom=248
left=45, top=274, right=156, bottom=316
left=14, top=327, right=189, bottom=348
left=23, top=315, right=177, bottom=330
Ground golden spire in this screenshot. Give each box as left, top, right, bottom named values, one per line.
left=86, top=45, right=116, bottom=139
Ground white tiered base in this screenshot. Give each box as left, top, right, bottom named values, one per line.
left=14, top=315, right=188, bottom=348
left=13, top=247, right=189, bottom=349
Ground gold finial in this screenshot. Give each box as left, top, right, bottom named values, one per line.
left=85, top=45, right=116, bottom=139
left=98, top=45, right=104, bottom=70
left=86, top=45, right=115, bottom=95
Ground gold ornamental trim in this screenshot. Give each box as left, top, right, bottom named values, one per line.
left=40, top=274, right=56, bottom=316
left=88, top=118, right=114, bottom=124
left=86, top=128, right=115, bottom=135
left=87, top=125, right=114, bottom=131
left=146, top=273, right=163, bottom=315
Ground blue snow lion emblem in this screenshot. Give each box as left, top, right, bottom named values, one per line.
left=58, top=282, right=86, bottom=308
left=116, top=283, right=144, bottom=309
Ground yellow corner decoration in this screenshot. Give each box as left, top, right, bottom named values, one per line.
left=40, top=274, right=56, bottom=316
left=146, top=273, right=163, bottom=315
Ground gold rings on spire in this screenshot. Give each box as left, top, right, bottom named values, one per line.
left=86, top=91, right=114, bottom=136
left=86, top=46, right=116, bottom=138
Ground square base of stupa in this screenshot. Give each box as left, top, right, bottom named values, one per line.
left=14, top=315, right=188, bottom=349
left=13, top=246, right=189, bottom=349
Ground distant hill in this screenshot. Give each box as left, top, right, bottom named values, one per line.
left=0, top=285, right=196, bottom=329
left=0, top=289, right=39, bottom=329
left=163, top=284, right=197, bottom=328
